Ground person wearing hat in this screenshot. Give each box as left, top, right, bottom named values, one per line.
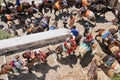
left=83, top=33, right=94, bottom=47
left=84, top=22, right=90, bottom=36
left=12, top=55, right=28, bottom=73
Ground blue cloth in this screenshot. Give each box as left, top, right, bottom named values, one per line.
left=40, top=23, right=48, bottom=29
left=102, top=31, right=111, bottom=39
left=16, top=0, right=20, bottom=6
left=71, top=29, right=79, bottom=37
left=80, top=43, right=90, bottom=51
left=13, top=59, right=23, bottom=69
left=49, top=26, right=56, bottom=30
left=105, top=57, right=115, bottom=67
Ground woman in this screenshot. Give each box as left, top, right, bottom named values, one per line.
left=71, top=25, right=82, bottom=45
left=83, top=33, right=94, bottom=47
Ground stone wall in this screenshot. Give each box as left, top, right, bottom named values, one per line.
left=0, top=29, right=72, bottom=55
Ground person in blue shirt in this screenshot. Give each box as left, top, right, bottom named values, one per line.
left=71, top=25, right=82, bottom=45
left=12, top=55, right=28, bottom=73
left=102, top=31, right=114, bottom=44
left=16, top=0, right=20, bottom=7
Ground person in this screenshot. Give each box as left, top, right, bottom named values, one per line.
left=11, top=55, right=28, bottom=73
left=39, top=16, right=50, bottom=29
left=88, top=59, right=98, bottom=80
left=49, top=21, right=58, bottom=30
left=62, top=15, right=68, bottom=28
left=101, top=31, right=114, bottom=44
left=15, top=0, right=22, bottom=12
left=33, top=49, right=47, bottom=63
left=83, top=33, right=94, bottom=47
left=82, top=0, right=90, bottom=7
left=69, top=15, right=75, bottom=28
left=71, top=26, right=79, bottom=37
left=64, top=37, right=77, bottom=55
left=71, top=25, right=82, bottom=45
left=84, top=22, right=92, bottom=36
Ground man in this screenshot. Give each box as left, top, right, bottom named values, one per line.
left=83, top=33, right=94, bottom=47
left=69, top=15, right=75, bottom=28
left=12, top=55, right=28, bottom=73
left=62, top=15, right=68, bottom=28
left=49, top=21, right=58, bottom=30
left=15, top=0, right=20, bottom=7
left=15, top=0, right=22, bottom=12
left=64, top=37, right=77, bottom=55
left=102, top=31, right=113, bottom=44
left=84, top=22, right=92, bottom=36
left=71, top=26, right=82, bottom=45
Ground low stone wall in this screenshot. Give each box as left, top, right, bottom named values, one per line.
left=0, top=29, right=72, bottom=55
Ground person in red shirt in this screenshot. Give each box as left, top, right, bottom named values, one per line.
left=64, top=38, right=77, bottom=55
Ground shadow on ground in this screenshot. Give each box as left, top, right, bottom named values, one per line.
left=80, top=50, right=94, bottom=68
left=34, top=62, right=60, bottom=80
left=96, top=16, right=110, bottom=23
left=8, top=63, right=60, bottom=80
left=8, top=72, right=37, bottom=80
left=77, top=19, right=95, bottom=28
left=57, top=54, right=78, bottom=68
left=95, top=39, right=113, bottom=56
left=98, top=64, right=111, bottom=77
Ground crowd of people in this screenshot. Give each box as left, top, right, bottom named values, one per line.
left=0, top=0, right=120, bottom=79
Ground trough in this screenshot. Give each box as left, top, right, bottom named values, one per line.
left=0, top=28, right=72, bottom=55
